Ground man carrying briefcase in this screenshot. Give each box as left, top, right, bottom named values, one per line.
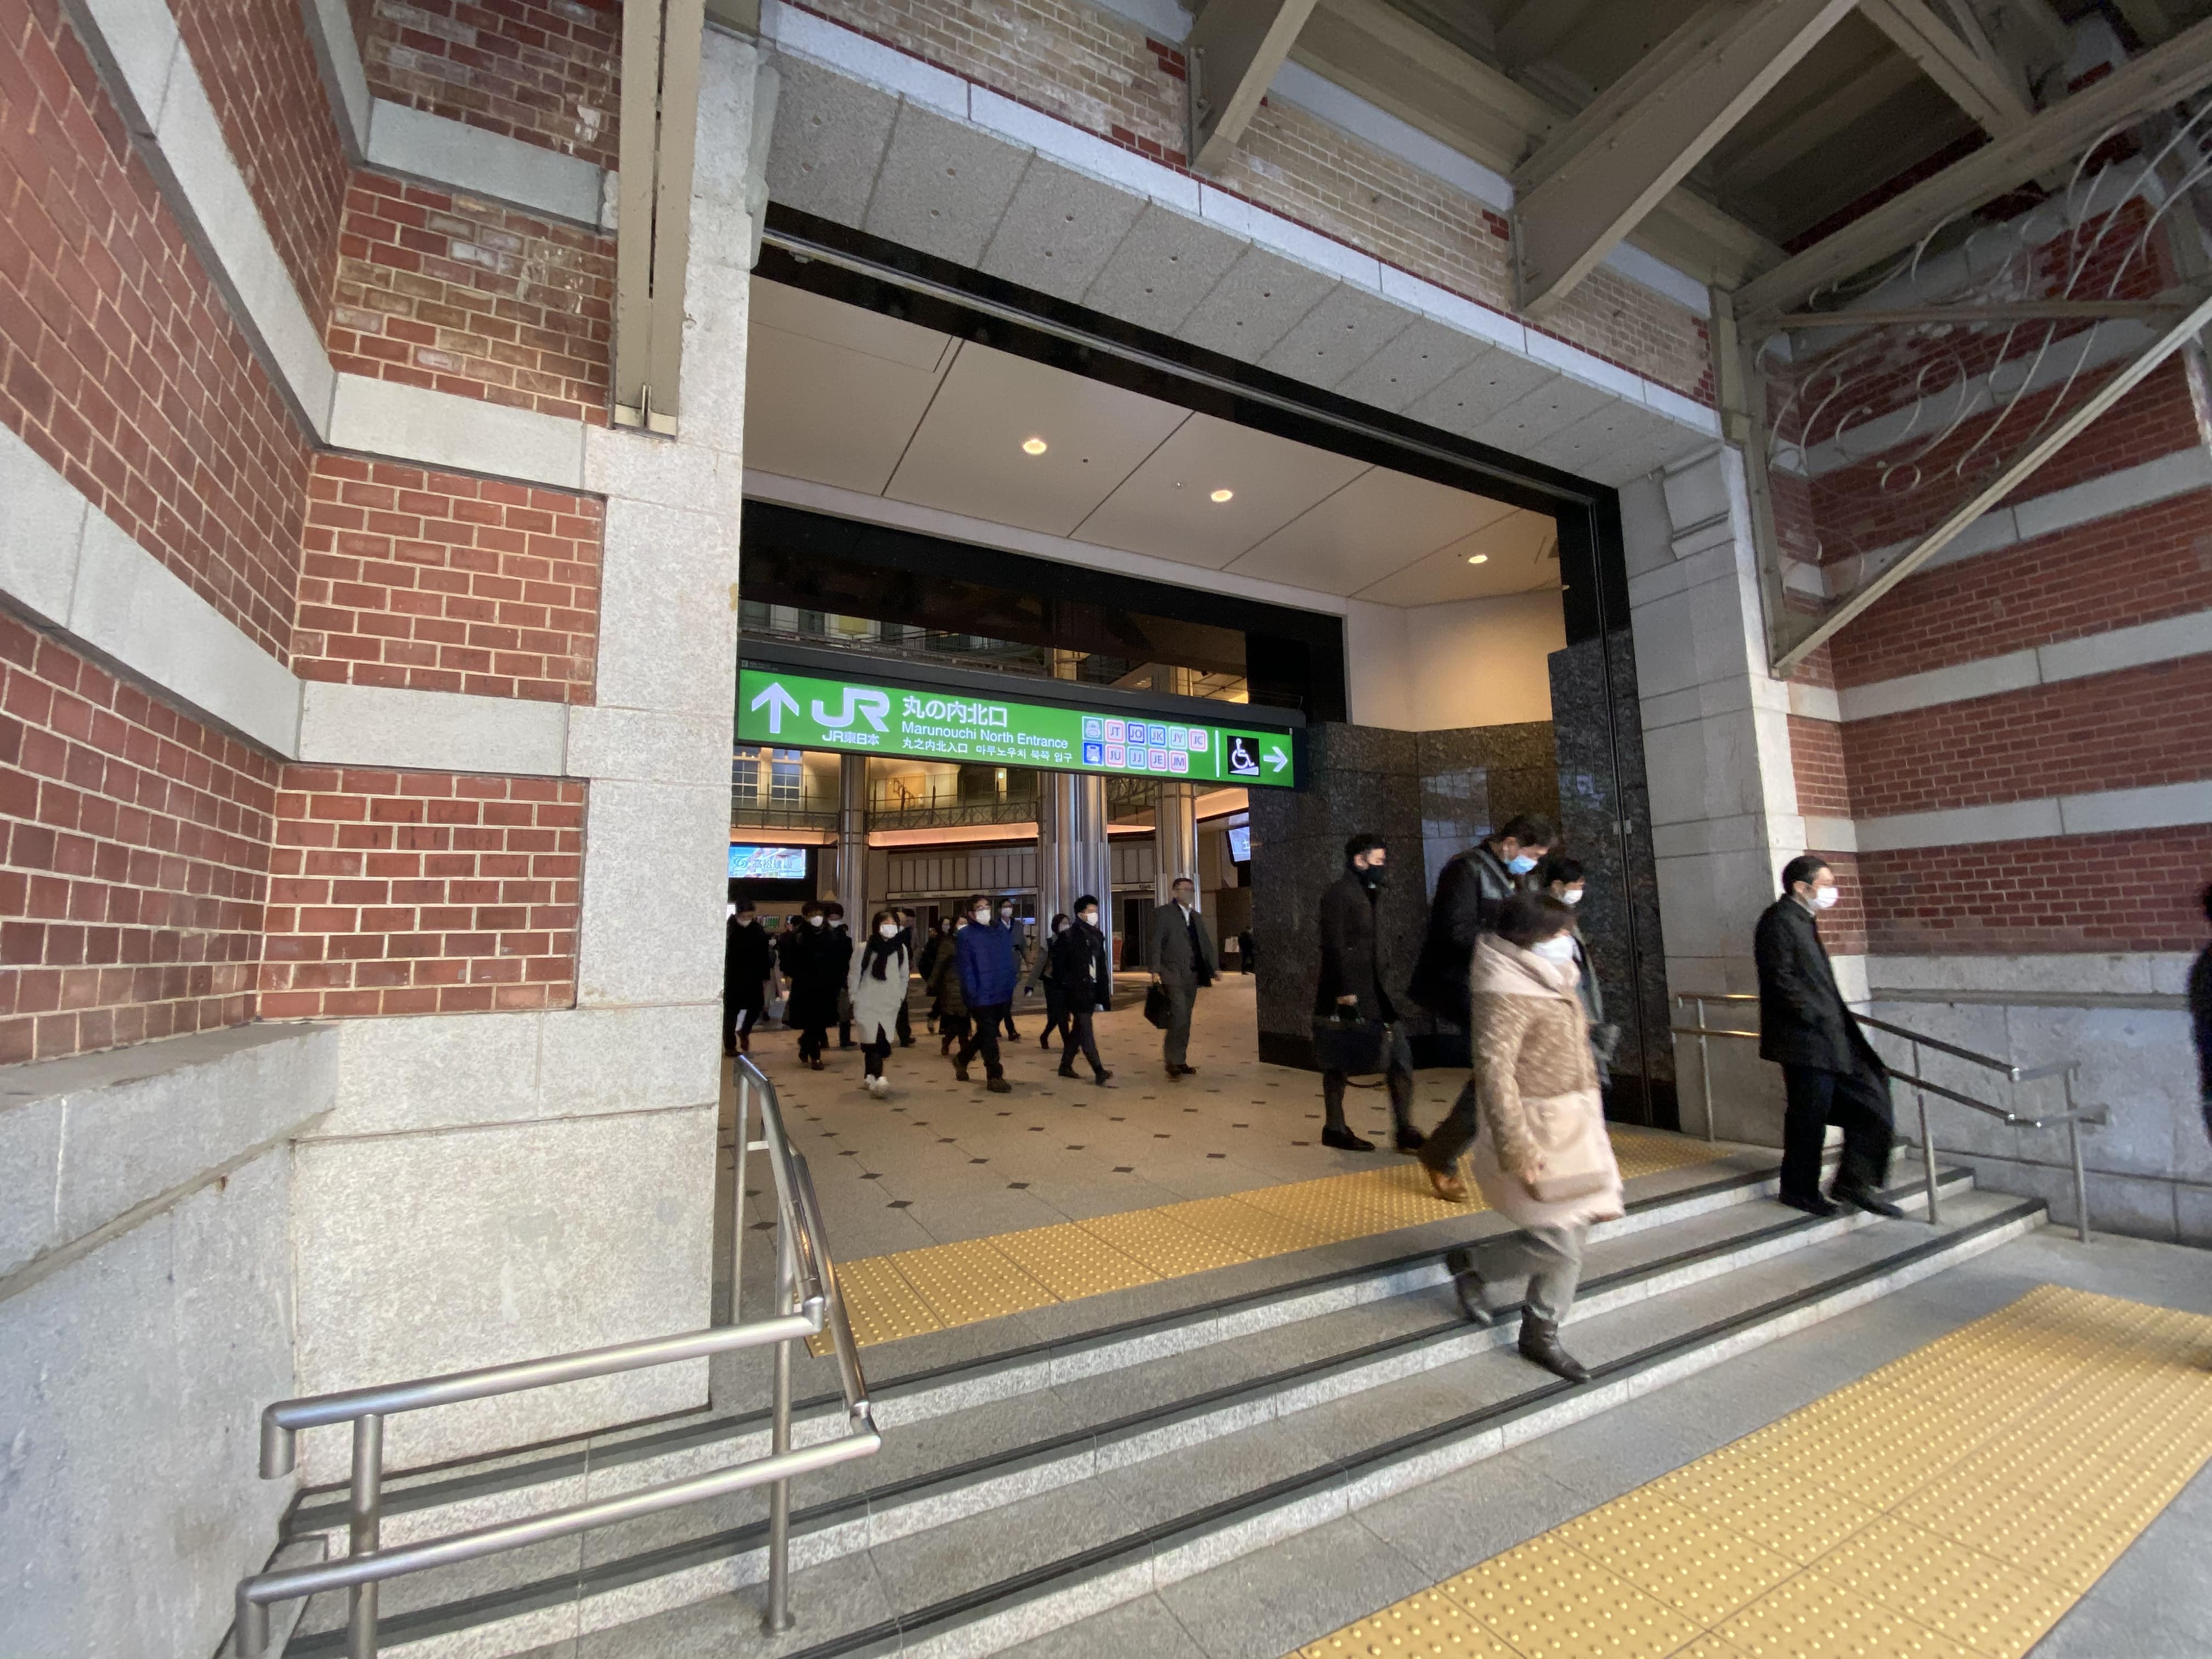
left=1313, top=833, right=1422, bottom=1153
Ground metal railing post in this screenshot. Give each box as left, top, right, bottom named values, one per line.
left=1694, top=994, right=1716, bottom=1142
left=1909, top=1040, right=1938, bottom=1226
left=728, top=1069, right=752, bottom=1327
left=764, top=1202, right=798, bottom=1633
left=347, top=1414, right=384, bottom=1659
left=2064, top=1069, right=2091, bottom=1244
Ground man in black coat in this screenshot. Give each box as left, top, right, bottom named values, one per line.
left=1047, top=893, right=1115, bottom=1085
left=1315, top=833, right=1420, bottom=1153
left=1754, top=855, right=1901, bottom=1218
left=723, top=900, right=774, bottom=1056
left=1413, top=814, right=1552, bottom=1199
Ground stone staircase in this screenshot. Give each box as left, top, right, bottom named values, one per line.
left=266, top=1154, right=2043, bottom=1658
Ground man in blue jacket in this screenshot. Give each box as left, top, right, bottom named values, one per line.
left=953, top=893, right=1019, bottom=1093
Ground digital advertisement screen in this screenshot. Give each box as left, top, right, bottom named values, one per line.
left=737, top=667, right=1298, bottom=788
left=1226, top=824, right=1251, bottom=864
left=729, top=844, right=810, bottom=881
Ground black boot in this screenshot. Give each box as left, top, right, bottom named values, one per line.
left=1321, top=1124, right=1375, bottom=1152
left=1517, top=1314, right=1590, bottom=1383
left=1446, top=1249, right=1494, bottom=1328
left=1394, top=1126, right=1426, bottom=1153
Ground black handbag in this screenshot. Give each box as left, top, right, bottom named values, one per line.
left=1311, top=1011, right=1389, bottom=1075
left=1143, top=980, right=1172, bottom=1029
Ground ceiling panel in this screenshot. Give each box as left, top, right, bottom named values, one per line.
left=884, top=342, right=1193, bottom=534
left=1224, top=467, right=1521, bottom=594
left=1357, top=508, right=1559, bottom=606
left=1073, top=413, right=1371, bottom=569
left=742, top=284, right=955, bottom=493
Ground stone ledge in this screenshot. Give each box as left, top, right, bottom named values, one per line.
left=0, top=1023, right=337, bottom=1284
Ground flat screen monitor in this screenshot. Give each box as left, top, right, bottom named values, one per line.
left=1226, top=824, right=1251, bottom=864
left=729, top=844, right=809, bottom=881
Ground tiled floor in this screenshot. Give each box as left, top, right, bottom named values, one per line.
left=1285, top=1284, right=2212, bottom=1659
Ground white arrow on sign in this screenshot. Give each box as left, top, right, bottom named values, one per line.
left=749, top=681, right=800, bottom=735
left=812, top=688, right=891, bottom=732
left=1263, top=746, right=1289, bottom=774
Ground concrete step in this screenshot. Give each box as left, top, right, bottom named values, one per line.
left=273, top=1163, right=2034, bottom=1658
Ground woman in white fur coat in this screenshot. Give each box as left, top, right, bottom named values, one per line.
left=1445, top=890, right=1623, bottom=1381
left=848, top=910, right=913, bottom=1098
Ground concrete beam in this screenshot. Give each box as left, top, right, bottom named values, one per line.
left=1511, top=0, right=1859, bottom=317
left=1862, top=0, right=2032, bottom=136
left=1189, top=0, right=1324, bottom=172
left=1735, top=14, right=2212, bottom=316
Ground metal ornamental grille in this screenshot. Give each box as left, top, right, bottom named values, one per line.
left=1734, top=101, right=2212, bottom=674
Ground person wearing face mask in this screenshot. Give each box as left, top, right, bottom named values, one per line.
left=919, top=916, right=956, bottom=1034
left=1540, top=856, right=1618, bottom=1088
left=1314, top=833, right=1421, bottom=1153
left=1441, top=892, right=1622, bottom=1383
left=952, top=894, right=1019, bottom=1092
left=1755, top=856, right=1900, bottom=1219
left=785, top=901, right=847, bottom=1069
left=824, top=902, right=857, bottom=1049
left=723, top=900, right=773, bottom=1057
left=929, top=914, right=970, bottom=1056
left=1414, top=815, right=1554, bottom=1202
left=849, top=910, right=912, bottom=1097
left=1048, top=898, right=1115, bottom=1085
left=894, top=910, right=918, bottom=1047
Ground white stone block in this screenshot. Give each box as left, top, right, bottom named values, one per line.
left=328, top=374, right=588, bottom=490
left=74, top=0, right=181, bottom=129
left=565, top=704, right=729, bottom=785
left=575, top=781, right=729, bottom=1006
left=300, top=0, right=372, bottom=148
left=289, top=1107, right=717, bottom=1481
left=0, top=423, right=87, bottom=627
left=296, top=680, right=569, bottom=776
left=538, top=1004, right=721, bottom=1116
left=321, top=1010, right=544, bottom=1136
left=367, top=99, right=605, bottom=227
left=594, top=498, right=740, bottom=718
left=583, top=423, right=724, bottom=508
left=67, top=509, right=303, bottom=754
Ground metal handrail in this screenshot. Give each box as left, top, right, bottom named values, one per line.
left=1671, top=991, right=2101, bottom=1243
left=233, top=1058, right=877, bottom=1657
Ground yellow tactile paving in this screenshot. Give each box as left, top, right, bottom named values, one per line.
left=1283, top=1286, right=2212, bottom=1659
left=987, top=1222, right=1162, bottom=1301
left=826, top=1125, right=1723, bottom=1349
left=887, top=1237, right=1059, bottom=1327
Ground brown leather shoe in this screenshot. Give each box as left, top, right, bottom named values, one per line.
left=1425, top=1164, right=1470, bottom=1204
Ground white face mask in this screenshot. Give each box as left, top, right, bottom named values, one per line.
left=973, top=909, right=992, bottom=925
left=1560, top=887, right=1584, bottom=906
left=878, top=923, right=899, bottom=939
left=1811, top=885, right=1841, bottom=910
left=1077, top=911, right=1097, bottom=927
left=1531, top=935, right=1578, bottom=963
left=807, top=914, right=824, bottom=927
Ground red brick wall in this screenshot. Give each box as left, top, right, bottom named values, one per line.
left=0, top=0, right=312, bottom=662
left=1840, top=657, right=2212, bottom=820
left=0, top=616, right=276, bottom=1064
left=172, top=0, right=352, bottom=332
left=296, top=454, right=601, bottom=702
left=360, top=0, right=622, bottom=173
left=1786, top=713, right=1851, bottom=819
left=330, top=171, right=613, bottom=422
left=1827, top=491, right=2212, bottom=689
left=260, top=768, right=584, bottom=1017
left=1857, top=825, right=2212, bottom=955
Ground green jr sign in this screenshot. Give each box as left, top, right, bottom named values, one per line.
left=737, top=667, right=1298, bottom=788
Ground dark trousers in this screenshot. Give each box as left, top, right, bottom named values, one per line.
left=1160, top=977, right=1197, bottom=1067
left=896, top=999, right=912, bottom=1045
left=1421, top=1076, right=1483, bottom=1172
left=864, top=1035, right=891, bottom=1079
left=1780, top=1063, right=1894, bottom=1199
left=1324, top=1063, right=1415, bottom=1135
left=798, top=1023, right=829, bottom=1062
left=1001, top=1006, right=1022, bottom=1038
left=1060, top=1006, right=1105, bottom=1077
left=938, top=1011, right=969, bottom=1051
left=1043, top=985, right=1070, bottom=1047
left=957, top=1003, right=1008, bottom=1079
left=722, top=997, right=761, bottom=1054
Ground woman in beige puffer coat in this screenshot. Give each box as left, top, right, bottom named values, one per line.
left=1447, top=891, right=1622, bottom=1382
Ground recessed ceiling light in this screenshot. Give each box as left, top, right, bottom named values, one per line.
left=1466, top=553, right=1489, bottom=565
left=1210, top=488, right=1234, bottom=503
left=1022, top=437, right=1048, bottom=455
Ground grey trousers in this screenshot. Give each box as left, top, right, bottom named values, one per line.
left=1455, top=1222, right=1587, bottom=1324
left=1160, top=979, right=1197, bottom=1066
